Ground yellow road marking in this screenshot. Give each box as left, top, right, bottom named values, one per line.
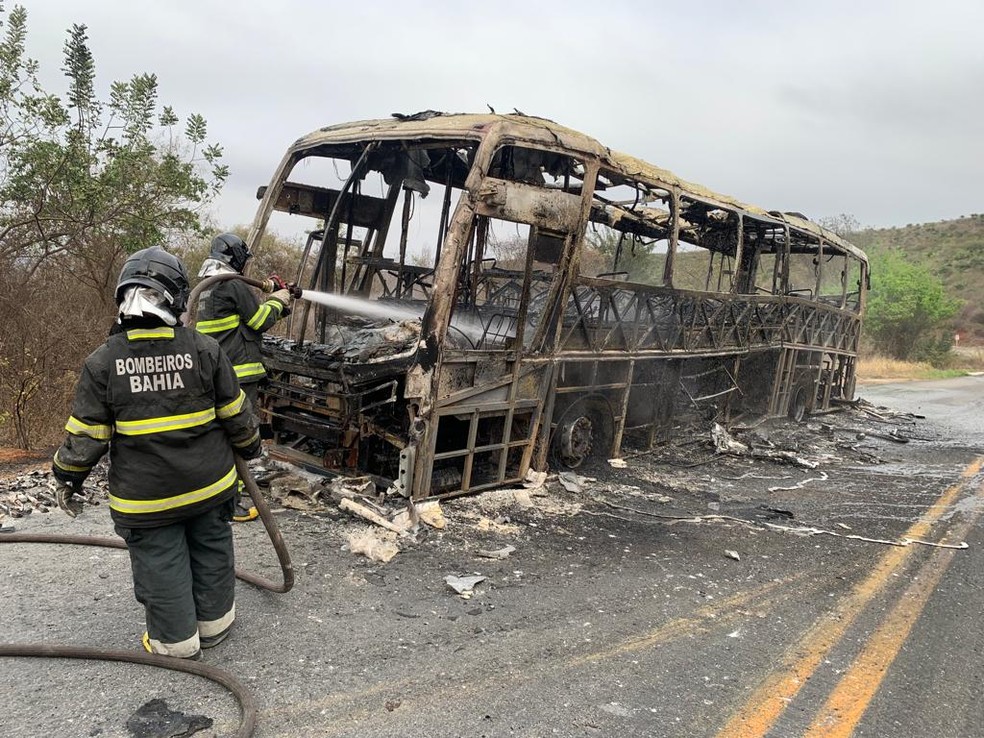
left=259, top=576, right=802, bottom=735
left=569, top=575, right=797, bottom=667
left=715, top=456, right=983, bottom=738
left=804, top=473, right=984, bottom=737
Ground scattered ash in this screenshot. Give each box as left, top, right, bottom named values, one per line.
left=0, top=400, right=924, bottom=533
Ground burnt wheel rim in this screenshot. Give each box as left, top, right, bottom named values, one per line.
left=559, top=415, right=593, bottom=468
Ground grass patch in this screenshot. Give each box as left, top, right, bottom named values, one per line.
left=951, top=345, right=984, bottom=371
left=858, top=351, right=982, bottom=382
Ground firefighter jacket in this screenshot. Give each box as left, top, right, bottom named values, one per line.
left=195, top=279, right=285, bottom=383
left=52, top=324, right=259, bottom=528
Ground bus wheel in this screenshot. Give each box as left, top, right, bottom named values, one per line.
left=788, top=382, right=811, bottom=422
left=558, top=415, right=594, bottom=468
left=552, top=396, right=614, bottom=469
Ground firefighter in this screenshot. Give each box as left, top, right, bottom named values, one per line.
left=195, top=233, right=293, bottom=521
left=52, top=246, right=260, bottom=660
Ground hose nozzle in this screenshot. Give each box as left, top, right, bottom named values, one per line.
left=261, top=274, right=302, bottom=299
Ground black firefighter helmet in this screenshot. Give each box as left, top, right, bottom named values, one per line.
left=210, top=232, right=252, bottom=274
left=115, top=246, right=190, bottom=314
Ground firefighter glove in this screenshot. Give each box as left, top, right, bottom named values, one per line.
left=55, top=480, right=85, bottom=518
left=269, top=289, right=292, bottom=308
left=234, top=432, right=263, bottom=460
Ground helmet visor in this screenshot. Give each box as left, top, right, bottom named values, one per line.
left=118, top=286, right=179, bottom=325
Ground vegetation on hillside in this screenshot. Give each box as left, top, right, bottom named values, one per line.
left=852, top=215, right=984, bottom=343
left=820, top=213, right=982, bottom=366
left=864, top=251, right=960, bottom=363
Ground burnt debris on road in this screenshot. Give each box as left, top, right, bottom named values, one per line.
left=1, top=400, right=927, bottom=550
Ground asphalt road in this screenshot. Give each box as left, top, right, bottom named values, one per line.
left=2, top=376, right=984, bottom=738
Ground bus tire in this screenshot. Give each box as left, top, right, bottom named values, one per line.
left=788, top=381, right=811, bottom=422
left=551, top=395, right=615, bottom=469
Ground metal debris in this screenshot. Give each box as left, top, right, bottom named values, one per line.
left=445, top=574, right=486, bottom=597
left=712, top=424, right=748, bottom=455
left=592, top=496, right=969, bottom=551
left=557, top=472, right=584, bottom=493
left=761, top=523, right=969, bottom=550
left=767, top=472, right=829, bottom=493
left=269, top=469, right=328, bottom=512
left=835, top=425, right=911, bottom=444
left=476, top=545, right=516, bottom=560
left=711, top=423, right=819, bottom=469
left=326, top=476, right=377, bottom=502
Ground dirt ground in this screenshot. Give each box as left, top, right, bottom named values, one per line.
left=0, top=446, right=49, bottom=473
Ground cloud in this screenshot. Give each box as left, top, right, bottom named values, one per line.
left=15, top=0, right=984, bottom=232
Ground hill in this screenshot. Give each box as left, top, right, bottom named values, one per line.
left=851, top=214, right=984, bottom=344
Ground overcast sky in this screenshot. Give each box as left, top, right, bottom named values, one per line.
left=17, top=0, right=984, bottom=240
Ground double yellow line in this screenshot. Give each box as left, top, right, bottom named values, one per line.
left=265, top=577, right=799, bottom=735
left=716, top=456, right=984, bottom=738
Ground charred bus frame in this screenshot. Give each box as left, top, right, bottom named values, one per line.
left=248, top=112, right=868, bottom=499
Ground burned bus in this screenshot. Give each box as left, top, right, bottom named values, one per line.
left=247, top=112, right=868, bottom=499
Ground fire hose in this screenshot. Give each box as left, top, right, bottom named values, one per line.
left=0, top=272, right=302, bottom=737
left=184, top=271, right=304, bottom=313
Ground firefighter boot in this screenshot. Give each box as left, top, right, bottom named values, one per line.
left=232, top=480, right=258, bottom=523
left=142, top=631, right=202, bottom=661
left=200, top=624, right=233, bottom=649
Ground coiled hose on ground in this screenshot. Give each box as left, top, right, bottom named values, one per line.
left=0, top=272, right=298, bottom=738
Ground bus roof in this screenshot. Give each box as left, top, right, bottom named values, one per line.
left=291, top=112, right=866, bottom=264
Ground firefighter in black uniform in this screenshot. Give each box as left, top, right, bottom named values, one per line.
left=196, top=233, right=292, bottom=521
left=52, top=246, right=260, bottom=660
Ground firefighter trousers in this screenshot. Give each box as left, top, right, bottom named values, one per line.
left=116, top=498, right=236, bottom=657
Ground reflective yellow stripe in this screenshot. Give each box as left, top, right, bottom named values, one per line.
left=234, top=362, right=266, bottom=379
left=216, top=390, right=246, bottom=419
left=53, top=450, right=90, bottom=473
left=115, top=408, right=216, bottom=436
left=246, top=303, right=272, bottom=330
left=126, top=328, right=175, bottom=341
left=233, top=430, right=260, bottom=448
left=196, top=315, right=240, bottom=334
left=109, top=465, right=237, bottom=514
left=65, top=416, right=112, bottom=440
